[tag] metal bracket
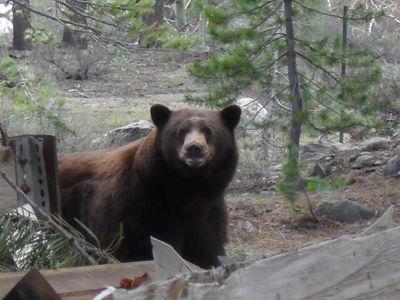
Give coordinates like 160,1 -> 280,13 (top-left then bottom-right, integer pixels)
11,135 -> 61,215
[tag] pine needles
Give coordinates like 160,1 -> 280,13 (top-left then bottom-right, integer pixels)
0,207 -> 121,272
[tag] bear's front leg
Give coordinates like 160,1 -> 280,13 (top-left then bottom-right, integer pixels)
181,200 -> 228,269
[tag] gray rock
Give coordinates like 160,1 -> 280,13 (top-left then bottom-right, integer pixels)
362,137 -> 389,152
300,143 -> 334,160
393,131 -> 400,150
236,97 -> 268,123
239,220 -> 256,233
351,154 -> 376,169
383,154 -> 400,177
315,199 -> 376,223
331,143 -> 353,152
300,143 -> 351,160
309,162 -> 330,177
108,120 -> 153,147
393,130 -> 400,143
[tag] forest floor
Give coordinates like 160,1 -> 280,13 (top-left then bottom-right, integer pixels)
11,47 -> 400,262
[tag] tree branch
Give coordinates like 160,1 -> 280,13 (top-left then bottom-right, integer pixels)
293,0 -> 382,21
55,0 -> 117,27
296,51 -> 338,82
10,0 -> 122,39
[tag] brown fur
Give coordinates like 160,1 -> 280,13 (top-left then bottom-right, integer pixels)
58,104 -> 241,268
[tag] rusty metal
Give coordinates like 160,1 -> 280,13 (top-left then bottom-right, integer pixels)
10,135 -> 61,215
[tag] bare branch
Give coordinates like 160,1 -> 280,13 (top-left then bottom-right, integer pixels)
9,0 -> 125,43
55,0 -> 117,27
296,51 -> 338,82
298,72 -> 355,111
293,0 -> 382,21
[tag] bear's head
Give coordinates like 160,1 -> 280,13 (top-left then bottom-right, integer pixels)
150,104 -> 241,175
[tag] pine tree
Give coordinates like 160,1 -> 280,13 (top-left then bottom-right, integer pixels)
187,0 -> 382,204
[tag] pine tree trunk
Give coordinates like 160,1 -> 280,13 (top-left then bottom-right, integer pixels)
62,0 -> 88,49
141,0 -> 164,47
12,0 -> 32,50
143,0 -> 164,27
283,0 -> 303,149
199,0 -> 208,43
339,5 -> 348,143
175,0 -> 185,31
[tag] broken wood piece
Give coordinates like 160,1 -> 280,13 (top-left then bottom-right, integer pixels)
120,273 -> 152,289
151,236 -> 193,280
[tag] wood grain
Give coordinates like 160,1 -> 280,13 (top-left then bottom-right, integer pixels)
0,261 -> 155,300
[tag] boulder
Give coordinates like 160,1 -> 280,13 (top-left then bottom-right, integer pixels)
351,154 -> 377,169
393,130 -> 400,149
108,120 -> 153,147
362,137 -> 389,152
315,199 -> 376,223
236,98 -> 268,123
300,143 -> 351,161
383,154 -> 400,177
309,162 -> 331,177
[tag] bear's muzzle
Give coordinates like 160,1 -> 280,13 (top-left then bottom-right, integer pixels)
179,131 -> 213,168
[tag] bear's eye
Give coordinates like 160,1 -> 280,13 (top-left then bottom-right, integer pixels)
178,128 -> 189,137
203,126 -> 212,138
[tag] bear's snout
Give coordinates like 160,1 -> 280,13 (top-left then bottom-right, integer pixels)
186,143 -> 203,159
182,143 -> 208,168
179,130 -> 213,168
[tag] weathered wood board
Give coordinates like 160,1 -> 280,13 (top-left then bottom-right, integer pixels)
211,225 -> 400,300
0,147 -> 18,210
0,261 -> 156,300
113,225 -> 400,300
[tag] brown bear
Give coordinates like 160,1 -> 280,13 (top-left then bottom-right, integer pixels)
58,104 -> 241,269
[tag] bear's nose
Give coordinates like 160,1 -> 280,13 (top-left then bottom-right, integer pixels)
186,143 -> 203,158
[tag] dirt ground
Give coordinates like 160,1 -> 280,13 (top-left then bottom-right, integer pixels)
227,167 -> 400,261
5,47 -> 400,262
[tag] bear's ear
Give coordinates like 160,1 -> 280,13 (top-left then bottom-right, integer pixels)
151,104 -> 171,128
220,104 -> 241,130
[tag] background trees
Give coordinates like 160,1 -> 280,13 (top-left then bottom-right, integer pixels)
186,0 -> 395,193
0,0 -> 398,196
1,0 -> 399,159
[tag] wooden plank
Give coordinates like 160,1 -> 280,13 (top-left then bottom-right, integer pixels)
113,226 -> 400,300
209,225 -> 400,300
0,261 -> 155,300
